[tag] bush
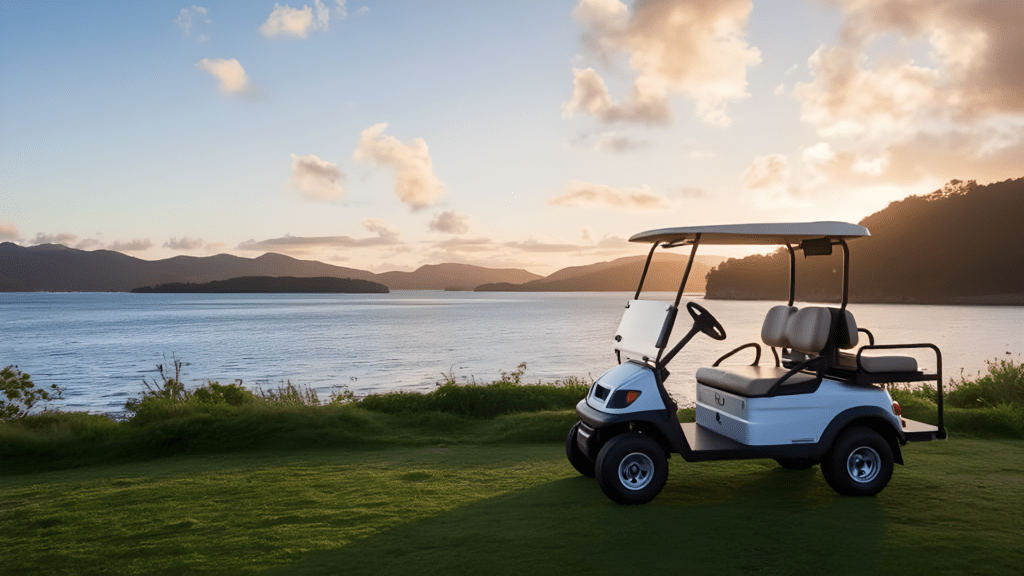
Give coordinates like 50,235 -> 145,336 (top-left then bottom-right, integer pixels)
1,365 -> 64,420
357,363 -> 591,418
946,357 -> 1024,408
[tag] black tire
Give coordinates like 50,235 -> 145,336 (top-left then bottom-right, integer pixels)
820,426 -> 894,496
595,433 -> 668,505
775,458 -> 816,470
565,422 -> 595,478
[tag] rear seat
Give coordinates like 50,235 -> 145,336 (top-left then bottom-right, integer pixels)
696,306 -> 831,397
829,311 -> 918,373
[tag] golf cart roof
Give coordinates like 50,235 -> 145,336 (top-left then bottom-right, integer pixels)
629,221 -> 870,246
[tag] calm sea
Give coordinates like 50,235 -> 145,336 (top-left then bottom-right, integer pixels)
2,291 -> 1022,414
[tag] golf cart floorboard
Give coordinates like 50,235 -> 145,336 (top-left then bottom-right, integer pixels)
902,417 -> 942,441
678,422 -> 798,462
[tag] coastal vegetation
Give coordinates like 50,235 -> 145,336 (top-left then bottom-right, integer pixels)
705,178 -> 1024,304
1,358 -> 1022,573
131,276 -> 389,294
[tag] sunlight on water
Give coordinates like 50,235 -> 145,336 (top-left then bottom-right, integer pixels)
2,292 -> 1022,414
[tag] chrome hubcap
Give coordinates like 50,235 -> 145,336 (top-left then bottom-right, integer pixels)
846,446 -> 881,483
618,452 -> 654,491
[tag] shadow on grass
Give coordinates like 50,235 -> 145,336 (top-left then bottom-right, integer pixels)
275,465 -> 885,576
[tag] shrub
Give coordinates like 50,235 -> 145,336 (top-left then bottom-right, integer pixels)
1,365 -> 64,420
357,363 -> 591,418
946,357 -> 1024,408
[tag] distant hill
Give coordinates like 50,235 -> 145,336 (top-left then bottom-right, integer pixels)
475,254 -> 726,292
132,276 -> 388,294
704,178 -> 1024,305
0,243 -> 542,292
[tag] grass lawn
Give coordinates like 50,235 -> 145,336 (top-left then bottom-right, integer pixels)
1,435 -> 1021,575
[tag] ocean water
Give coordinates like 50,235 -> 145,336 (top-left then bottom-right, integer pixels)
2,291 -> 1022,414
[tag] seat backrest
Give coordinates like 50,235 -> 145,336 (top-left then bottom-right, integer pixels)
614,300 -> 678,361
829,308 -> 859,350
760,305 -> 834,356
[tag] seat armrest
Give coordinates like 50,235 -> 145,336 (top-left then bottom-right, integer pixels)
712,343 -> 762,367
765,355 -> 829,397
858,328 -> 875,346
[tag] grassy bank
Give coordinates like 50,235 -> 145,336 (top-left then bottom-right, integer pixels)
1,439 -> 1021,575
3,357 -> 1023,475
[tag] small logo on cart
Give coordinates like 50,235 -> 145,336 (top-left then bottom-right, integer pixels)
714,393 -> 725,406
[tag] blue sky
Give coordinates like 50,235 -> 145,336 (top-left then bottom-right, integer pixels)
2,1 -> 1022,274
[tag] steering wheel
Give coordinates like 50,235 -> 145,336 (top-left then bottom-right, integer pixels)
686,302 -> 727,341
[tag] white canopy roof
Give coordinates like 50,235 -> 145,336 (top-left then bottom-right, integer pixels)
629,221 -> 870,245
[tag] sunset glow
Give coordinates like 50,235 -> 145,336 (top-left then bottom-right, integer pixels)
2,0 -> 1022,275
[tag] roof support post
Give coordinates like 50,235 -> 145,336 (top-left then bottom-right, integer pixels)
786,243 -> 796,307
634,241 -> 660,300
673,234 -> 701,308
838,238 -> 850,309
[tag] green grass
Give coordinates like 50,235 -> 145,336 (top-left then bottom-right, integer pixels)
1,439 -> 1021,576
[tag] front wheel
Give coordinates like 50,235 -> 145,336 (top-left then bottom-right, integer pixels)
595,433 -> 668,505
565,422 -> 595,477
820,427 -> 894,496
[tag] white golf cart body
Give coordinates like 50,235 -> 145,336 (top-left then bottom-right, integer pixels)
570,222 -> 945,503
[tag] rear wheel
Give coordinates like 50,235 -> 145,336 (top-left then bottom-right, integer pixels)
820,426 -> 894,496
775,458 -> 816,470
595,433 -> 668,504
565,422 -> 595,477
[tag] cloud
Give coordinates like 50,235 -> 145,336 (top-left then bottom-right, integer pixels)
174,5 -> 211,39
505,239 -> 590,253
164,236 -> 206,250
793,1 -> 1024,137
430,237 -> 494,253
548,180 -> 669,209
1,222 -> 20,241
259,1 -> 334,38
428,211 -> 470,235
237,221 -> 399,253
594,132 -> 647,153
196,58 -> 253,96
74,238 -> 103,250
741,154 -> 791,190
564,0 -> 761,127
353,123 -> 445,210
289,153 -> 345,201
361,218 -> 399,240
30,232 -> 77,245
107,238 -> 153,252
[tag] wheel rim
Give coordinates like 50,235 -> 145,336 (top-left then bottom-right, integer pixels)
846,446 -> 881,483
618,452 -> 655,491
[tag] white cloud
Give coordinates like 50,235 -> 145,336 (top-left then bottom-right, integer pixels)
107,238 -> 153,252
289,153 -> 345,201
741,154 -> 791,190
164,236 -> 205,250
564,0 -> 761,127
1,222 -> 20,241
353,123 -> 445,210
548,180 -> 669,210
196,58 -> 252,96
174,5 -> 211,39
773,83 -> 785,96
30,232 -> 77,245
259,1 -> 334,38
428,211 -> 470,235
362,218 -> 399,240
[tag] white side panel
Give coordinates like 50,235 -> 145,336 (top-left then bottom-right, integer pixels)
614,300 -> 676,362
695,380 -> 898,446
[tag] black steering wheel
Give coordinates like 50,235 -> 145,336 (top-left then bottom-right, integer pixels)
686,301 -> 726,341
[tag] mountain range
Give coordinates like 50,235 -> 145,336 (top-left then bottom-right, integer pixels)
704,177 -> 1024,305
0,243 -> 542,292
475,254 -> 726,292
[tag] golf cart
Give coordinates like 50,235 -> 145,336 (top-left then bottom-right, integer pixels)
566,222 -> 946,504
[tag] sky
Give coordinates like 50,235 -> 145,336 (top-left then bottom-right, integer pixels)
2,0 -> 1022,275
